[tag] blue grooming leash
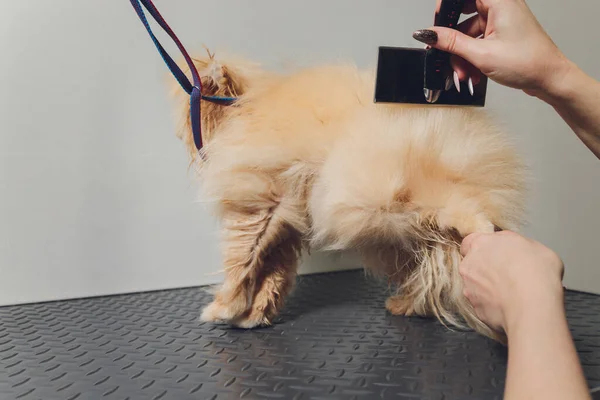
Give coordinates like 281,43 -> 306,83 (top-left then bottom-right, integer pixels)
129,0 -> 237,152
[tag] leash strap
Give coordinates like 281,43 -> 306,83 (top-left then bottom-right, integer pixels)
129,0 -> 236,152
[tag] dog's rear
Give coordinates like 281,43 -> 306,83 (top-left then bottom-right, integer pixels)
170,52 -> 526,342
309,106 -> 525,341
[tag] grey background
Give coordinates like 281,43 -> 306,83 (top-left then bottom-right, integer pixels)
1,0 -> 599,305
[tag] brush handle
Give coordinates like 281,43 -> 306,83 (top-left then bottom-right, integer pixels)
435,0 -> 465,28
424,0 -> 465,90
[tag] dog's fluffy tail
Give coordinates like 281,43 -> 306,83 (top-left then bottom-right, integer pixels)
400,231 -> 505,342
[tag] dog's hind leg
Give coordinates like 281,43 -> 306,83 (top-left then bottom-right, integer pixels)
359,246 -> 422,317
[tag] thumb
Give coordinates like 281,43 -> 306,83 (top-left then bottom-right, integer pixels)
414,27 -> 484,66
460,232 -> 482,257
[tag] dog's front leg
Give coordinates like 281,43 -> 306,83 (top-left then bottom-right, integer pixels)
201,206 -> 301,328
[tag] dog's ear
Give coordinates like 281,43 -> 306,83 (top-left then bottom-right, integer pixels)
169,49 -> 264,160
194,49 -> 249,99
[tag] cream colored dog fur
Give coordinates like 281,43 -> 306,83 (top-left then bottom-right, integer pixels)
171,52 -> 526,342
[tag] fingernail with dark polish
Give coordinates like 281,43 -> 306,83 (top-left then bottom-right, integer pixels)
413,29 -> 438,45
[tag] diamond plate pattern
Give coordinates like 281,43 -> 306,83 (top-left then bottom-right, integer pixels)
0,270 -> 599,400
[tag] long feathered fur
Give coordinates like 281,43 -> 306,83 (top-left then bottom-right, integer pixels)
170,51 -> 527,343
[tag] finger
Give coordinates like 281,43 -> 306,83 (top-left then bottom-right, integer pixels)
459,260 -> 470,279
462,0 -> 478,14
460,232 -> 482,256
457,13 -> 485,38
462,287 -> 471,302
473,0 -> 492,18
464,286 -> 480,309
414,26 -> 485,67
450,55 -> 482,85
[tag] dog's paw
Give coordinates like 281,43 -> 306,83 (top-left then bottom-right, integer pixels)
200,300 -> 247,323
200,301 -> 274,329
385,295 -> 416,316
232,309 -> 273,329
201,290 -> 281,329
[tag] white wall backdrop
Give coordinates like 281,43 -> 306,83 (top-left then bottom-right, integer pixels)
1,0 -> 599,305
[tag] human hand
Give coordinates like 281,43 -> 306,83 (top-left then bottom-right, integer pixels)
413,0 -> 573,99
459,230 -> 565,333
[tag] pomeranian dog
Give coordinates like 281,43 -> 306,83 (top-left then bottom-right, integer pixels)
170,51 -> 526,343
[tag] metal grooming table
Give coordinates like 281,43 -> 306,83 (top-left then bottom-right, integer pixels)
1,270 -> 599,399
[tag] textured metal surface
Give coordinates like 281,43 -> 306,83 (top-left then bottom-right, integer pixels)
1,270 -> 599,400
